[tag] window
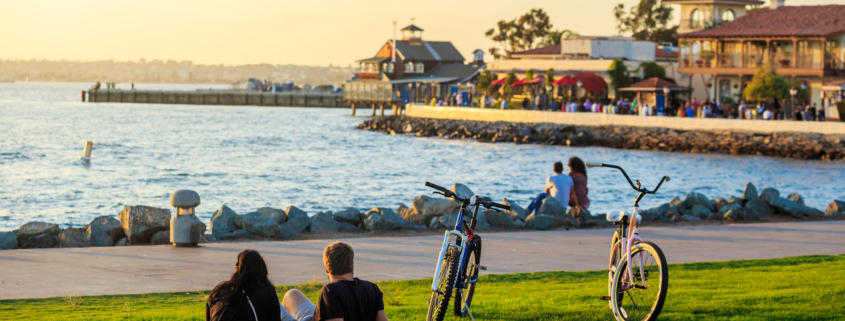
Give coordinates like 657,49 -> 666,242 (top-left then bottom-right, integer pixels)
721,9 -> 735,22
415,62 -> 425,73
690,9 -> 704,29
405,62 -> 414,73
387,62 -> 394,73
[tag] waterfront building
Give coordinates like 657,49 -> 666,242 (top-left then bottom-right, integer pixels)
664,0 -> 763,35
344,24 -> 484,106
486,36 -> 706,102
676,1 -> 845,119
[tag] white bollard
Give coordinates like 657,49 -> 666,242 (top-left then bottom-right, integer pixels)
80,140 -> 93,162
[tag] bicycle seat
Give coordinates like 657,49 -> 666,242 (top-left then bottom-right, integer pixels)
606,210 -> 642,222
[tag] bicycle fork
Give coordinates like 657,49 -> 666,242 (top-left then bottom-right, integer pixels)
430,230 -> 464,292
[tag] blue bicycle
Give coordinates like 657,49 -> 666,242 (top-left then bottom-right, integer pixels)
424,182 -> 510,321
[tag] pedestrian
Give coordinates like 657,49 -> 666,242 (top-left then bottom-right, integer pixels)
810,103 -> 818,121
818,106 -> 826,121
763,107 -> 773,120
206,250 -> 281,321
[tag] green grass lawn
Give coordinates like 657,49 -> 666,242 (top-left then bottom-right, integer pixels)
1,255 -> 843,320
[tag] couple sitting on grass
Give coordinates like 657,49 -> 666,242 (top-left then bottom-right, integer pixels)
206,242 -> 388,321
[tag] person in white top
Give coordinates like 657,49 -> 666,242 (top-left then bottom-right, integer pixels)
524,162 -> 578,215
763,108 -> 773,120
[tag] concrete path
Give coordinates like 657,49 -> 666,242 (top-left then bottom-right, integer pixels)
1,221 -> 843,300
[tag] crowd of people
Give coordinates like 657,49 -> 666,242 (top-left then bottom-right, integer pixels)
206,242 -> 387,321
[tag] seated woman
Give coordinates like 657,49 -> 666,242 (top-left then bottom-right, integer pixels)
206,250 -> 281,321
568,157 -> 590,212
525,161 -> 580,215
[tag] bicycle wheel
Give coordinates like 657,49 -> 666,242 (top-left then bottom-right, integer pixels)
611,241 -> 668,321
455,236 -> 481,317
427,247 -> 459,321
608,230 -> 623,310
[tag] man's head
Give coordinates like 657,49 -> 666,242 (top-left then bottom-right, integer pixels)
323,242 -> 354,276
553,161 -> 563,174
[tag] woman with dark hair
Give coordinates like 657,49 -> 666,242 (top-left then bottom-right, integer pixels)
206,250 -> 282,321
568,157 -> 590,211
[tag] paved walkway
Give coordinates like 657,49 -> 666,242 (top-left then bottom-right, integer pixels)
1,221 -> 843,299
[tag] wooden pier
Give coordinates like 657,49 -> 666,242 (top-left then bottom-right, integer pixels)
82,90 -> 352,108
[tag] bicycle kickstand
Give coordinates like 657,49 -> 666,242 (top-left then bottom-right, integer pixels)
458,289 -> 476,321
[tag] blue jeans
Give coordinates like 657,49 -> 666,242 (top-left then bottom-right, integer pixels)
525,193 -> 548,215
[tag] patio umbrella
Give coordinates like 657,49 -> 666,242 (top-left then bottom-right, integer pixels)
511,79 -> 527,87
573,72 -> 607,92
552,76 -> 577,86
490,78 -> 507,86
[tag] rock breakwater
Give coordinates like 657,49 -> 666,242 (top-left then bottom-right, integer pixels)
0,182 -> 842,251
356,116 -> 845,160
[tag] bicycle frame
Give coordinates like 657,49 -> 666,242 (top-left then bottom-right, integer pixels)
608,206 -> 646,291
430,204 -> 478,293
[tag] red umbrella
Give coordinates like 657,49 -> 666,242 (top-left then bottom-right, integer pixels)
572,72 -> 607,92
511,79 -> 527,87
490,78 -> 507,86
552,76 -> 577,86
526,76 -> 545,84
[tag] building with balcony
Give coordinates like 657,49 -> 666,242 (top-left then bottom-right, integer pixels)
354,24 -> 466,81
677,3 -> 845,111
664,0 -> 763,34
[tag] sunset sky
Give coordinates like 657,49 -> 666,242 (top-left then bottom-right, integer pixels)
0,0 -> 837,67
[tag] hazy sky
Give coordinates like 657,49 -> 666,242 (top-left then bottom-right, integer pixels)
0,0 -> 839,66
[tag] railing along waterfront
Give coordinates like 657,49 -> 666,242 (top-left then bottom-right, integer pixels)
82,90 -> 351,108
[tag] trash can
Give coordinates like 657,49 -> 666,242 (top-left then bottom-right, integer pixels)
170,189 -> 202,247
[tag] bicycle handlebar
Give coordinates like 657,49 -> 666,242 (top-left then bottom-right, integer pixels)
586,163 -> 670,195
424,182 -> 510,210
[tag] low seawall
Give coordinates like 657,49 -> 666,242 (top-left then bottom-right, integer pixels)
357,116 -> 845,160
84,89 -> 351,108
405,105 -> 845,136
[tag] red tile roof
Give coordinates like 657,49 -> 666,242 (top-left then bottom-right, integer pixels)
681,5 -> 845,38
511,45 -> 561,56
655,49 -> 679,59
631,78 -> 679,88
663,0 -> 762,4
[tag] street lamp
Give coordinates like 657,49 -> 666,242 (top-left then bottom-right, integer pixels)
789,87 -> 797,119
662,87 -> 670,116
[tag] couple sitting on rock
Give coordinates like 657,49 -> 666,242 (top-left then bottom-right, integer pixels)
206,242 -> 388,321
525,157 -> 591,216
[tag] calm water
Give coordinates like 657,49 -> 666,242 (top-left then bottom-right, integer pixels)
1,82 -> 844,231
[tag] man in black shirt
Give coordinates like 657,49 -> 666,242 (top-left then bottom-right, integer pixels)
280,242 -> 388,321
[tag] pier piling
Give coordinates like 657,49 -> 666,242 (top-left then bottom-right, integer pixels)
379,104 -> 384,116
351,103 -> 356,116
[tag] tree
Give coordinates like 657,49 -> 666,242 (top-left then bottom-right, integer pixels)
545,68 -> 555,87
525,69 -> 534,81
541,29 -> 579,46
613,0 -> 679,45
743,64 -> 791,103
608,59 -> 633,99
639,62 -> 666,79
476,70 -> 493,94
485,9 -> 553,59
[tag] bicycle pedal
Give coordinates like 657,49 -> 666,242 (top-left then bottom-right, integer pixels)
600,296 -> 611,300
477,265 -> 487,271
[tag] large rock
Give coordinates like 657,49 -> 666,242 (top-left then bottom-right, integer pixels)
119,206 -> 171,244
538,197 -> 580,228
236,212 -> 282,237
363,208 -> 408,231
209,205 -> 239,239
689,205 -> 711,219
285,206 -> 309,221
411,195 -> 461,225
396,204 -> 416,224
218,230 -> 254,241
403,221 -> 426,231
524,214 -> 554,230
88,216 -> 125,243
333,209 -> 364,225
85,224 -> 114,247
724,207 -> 745,221
745,199 -> 775,216
744,208 -> 761,221
0,231 -> 18,250
115,237 -> 129,246
15,222 -> 60,246
282,214 -> 311,235
474,210 -> 491,230
338,222 -> 361,232
684,192 -> 714,212
718,203 -> 742,215
759,188 -> 780,203
450,183 -> 474,200
149,231 -> 171,245
669,196 -> 685,210
513,219 -> 525,229
20,234 -> 59,249
786,193 -> 805,206
742,182 -> 759,202
825,200 -> 845,218
679,215 -> 702,222
713,198 -> 728,212
727,196 -> 740,204
59,228 -> 90,248
769,196 -> 805,219
310,212 -> 340,233
276,224 -> 300,239
428,216 -> 446,229
257,207 -> 287,224
484,209 -> 516,228
502,198 -> 527,222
